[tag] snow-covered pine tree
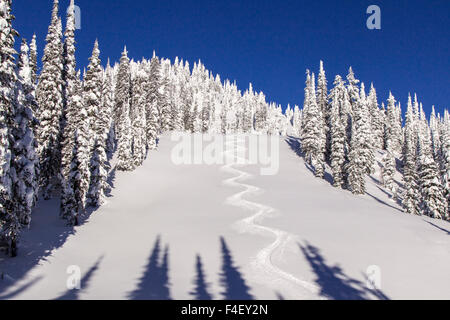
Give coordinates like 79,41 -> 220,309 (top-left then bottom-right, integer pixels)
103,61 -> 116,156
130,66 -> 147,167
60,71 -> 89,225
254,92 -> 268,133
29,34 -> 38,86
12,39 -> 40,226
381,147 -> 396,194
440,110 -> 450,217
384,92 -> 402,153
346,67 -> 360,113
429,106 -> 441,162
115,48 -> 134,171
345,84 -> 372,195
114,47 -> 130,141
145,54 -> 161,148
83,40 -> 102,152
402,95 -> 420,215
159,59 -> 173,133
0,0 -> 20,256
36,0 -> 64,199
316,61 -> 330,162
73,72 -> 91,221
418,153 -> 447,219
368,84 -> 383,149
329,75 -> 346,188
84,41 -> 111,207
88,137 -> 109,208
358,83 -> 375,175
300,71 -> 325,178
417,122 -> 447,219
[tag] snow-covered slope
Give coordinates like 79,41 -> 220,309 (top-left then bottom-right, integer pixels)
0,134 -> 448,300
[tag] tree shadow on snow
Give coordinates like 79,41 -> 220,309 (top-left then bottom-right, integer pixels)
365,192 -> 403,213
189,255 -> 213,300
299,242 -> 389,300
55,255 -> 104,300
219,237 -> 254,300
0,196 -> 77,297
0,165 -> 117,297
0,276 -> 43,299
424,220 -> 450,235
128,236 -> 171,300
285,136 -> 335,186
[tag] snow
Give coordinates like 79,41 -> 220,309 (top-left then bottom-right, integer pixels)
0,133 -> 449,300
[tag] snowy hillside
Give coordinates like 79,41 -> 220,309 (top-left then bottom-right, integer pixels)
0,134 -> 448,300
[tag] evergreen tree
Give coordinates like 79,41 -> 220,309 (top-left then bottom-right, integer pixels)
61,72 -> 89,225
301,71 -> 325,178
115,48 -> 134,171
145,55 -> 161,148
85,41 -> 111,207
417,124 -> 447,219
402,95 -> 420,215
368,84 -> 383,149
29,34 -> 38,86
439,111 -> 450,217
130,66 -> 147,166
329,75 -> 346,188
418,154 -> 447,219
36,0 -> 64,199
159,59 -> 172,133
316,61 -> 330,162
0,0 -> 20,256
102,61 -> 115,156
381,149 -> 396,194
358,83 -> 375,175
384,92 -> 402,153
83,40 -> 102,152
12,39 -> 39,226
345,85 -> 371,195
88,138 -> 109,207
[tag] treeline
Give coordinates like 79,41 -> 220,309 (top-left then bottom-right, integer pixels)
0,0 -> 448,257
0,0 -> 291,255
298,61 -> 449,220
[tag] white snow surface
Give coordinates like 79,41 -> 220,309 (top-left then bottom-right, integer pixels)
0,133 -> 449,300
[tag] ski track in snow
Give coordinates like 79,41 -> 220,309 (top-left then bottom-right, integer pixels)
220,136 -> 320,300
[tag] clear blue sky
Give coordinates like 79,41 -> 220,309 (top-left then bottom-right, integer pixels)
12,0 -> 449,117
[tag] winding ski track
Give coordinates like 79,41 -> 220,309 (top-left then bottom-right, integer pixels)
220,136 -> 319,299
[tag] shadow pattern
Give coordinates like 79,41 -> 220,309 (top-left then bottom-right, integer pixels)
190,255 -> 213,300
128,236 -> 171,300
219,237 -> 253,300
55,255 -> 104,300
300,242 -> 389,300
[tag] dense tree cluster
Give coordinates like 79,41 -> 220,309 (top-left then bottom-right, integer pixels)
0,0 -> 448,257
298,61 -> 449,220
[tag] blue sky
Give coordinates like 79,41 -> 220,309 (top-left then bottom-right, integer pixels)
12,0 -> 449,117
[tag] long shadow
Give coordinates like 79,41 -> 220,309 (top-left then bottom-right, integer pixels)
0,161 -> 120,296
56,255 -> 104,300
106,167 -> 116,198
219,237 -> 253,300
285,136 -> 303,158
366,192 -> 403,213
424,220 -> 450,235
286,136 -> 335,186
128,236 -> 171,300
0,196 -> 77,296
299,242 -> 389,300
0,276 -> 43,299
190,255 -> 213,300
